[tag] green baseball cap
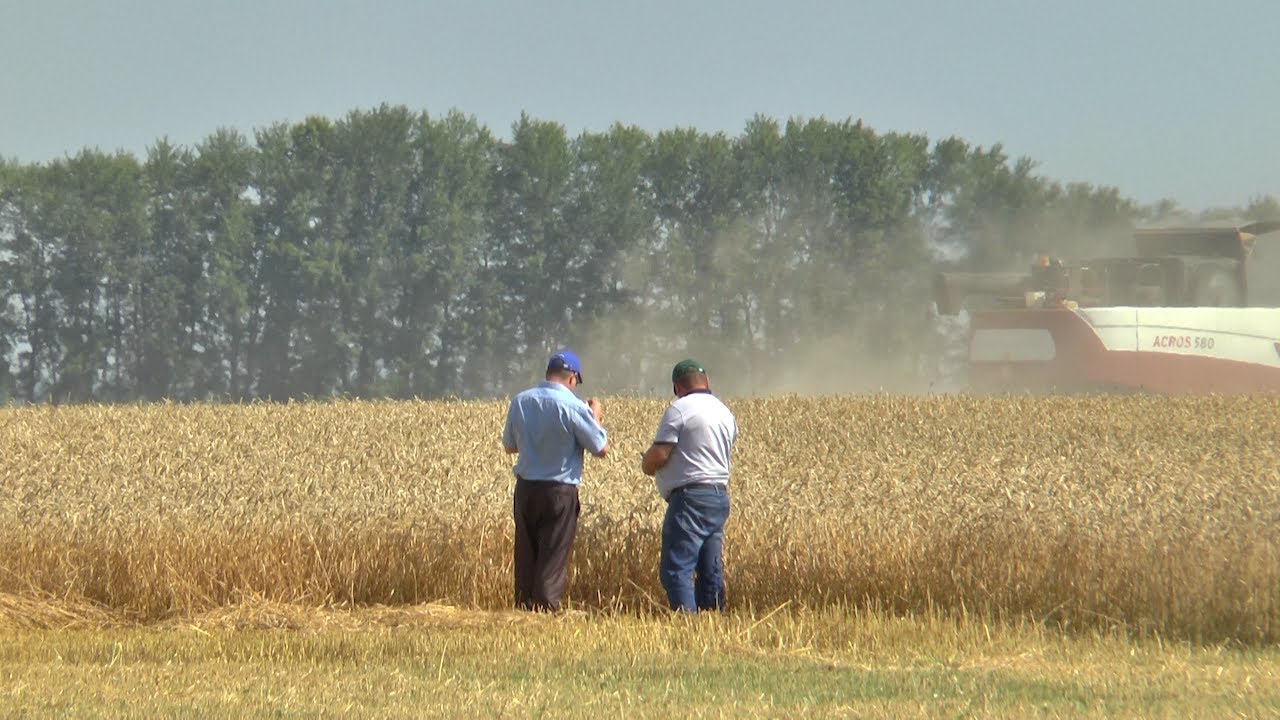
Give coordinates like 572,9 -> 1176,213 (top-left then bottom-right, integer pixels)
671,359 -> 706,383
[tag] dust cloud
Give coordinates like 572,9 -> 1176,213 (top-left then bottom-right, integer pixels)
1247,230 -> 1280,306
574,319 -> 950,400
570,230 -> 955,400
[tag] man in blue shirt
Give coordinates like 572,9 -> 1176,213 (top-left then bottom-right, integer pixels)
502,349 -> 609,611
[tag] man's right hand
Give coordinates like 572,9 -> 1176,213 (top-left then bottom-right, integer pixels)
587,397 -> 603,423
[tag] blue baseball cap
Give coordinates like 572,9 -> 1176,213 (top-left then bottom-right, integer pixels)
547,349 -> 584,383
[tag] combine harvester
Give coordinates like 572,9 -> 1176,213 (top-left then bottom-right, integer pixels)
934,222 -> 1280,394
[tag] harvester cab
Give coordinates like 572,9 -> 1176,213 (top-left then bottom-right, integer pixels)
933,221 -> 1280,315
932,221 -> 1280,394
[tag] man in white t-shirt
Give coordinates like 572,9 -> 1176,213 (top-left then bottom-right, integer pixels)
640,359 -> 738,612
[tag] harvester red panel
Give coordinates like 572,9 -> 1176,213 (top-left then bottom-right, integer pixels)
967,307 -> 1280,394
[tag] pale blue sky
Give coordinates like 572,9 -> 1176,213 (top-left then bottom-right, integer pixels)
2,0 -> 1276,210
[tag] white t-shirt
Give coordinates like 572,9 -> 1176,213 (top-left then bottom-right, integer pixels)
653,390 -> 737,498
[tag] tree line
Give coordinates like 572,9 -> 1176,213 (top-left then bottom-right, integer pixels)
0,105 -> 1275,402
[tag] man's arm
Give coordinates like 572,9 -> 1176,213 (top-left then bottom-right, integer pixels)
587,397 -> 609,457
640,442 -> 674,476
502,401 -> 519,454
577,398 -> 610,458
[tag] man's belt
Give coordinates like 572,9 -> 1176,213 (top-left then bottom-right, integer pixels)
671,481 -> 726,493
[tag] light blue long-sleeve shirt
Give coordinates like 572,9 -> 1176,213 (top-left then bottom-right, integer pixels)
503,381 -> 607,484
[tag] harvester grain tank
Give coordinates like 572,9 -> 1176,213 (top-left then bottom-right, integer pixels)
933,222 -> 1280,393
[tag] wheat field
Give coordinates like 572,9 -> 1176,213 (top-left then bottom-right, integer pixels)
1,394 -> 1277,641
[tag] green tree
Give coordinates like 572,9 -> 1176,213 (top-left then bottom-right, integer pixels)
397,110 -> 495,398
31,150 -> 146,402
0,159 -> 31,401
330,105 -> 415,397
561,123 -> 655,388
191,127 -> 256,399
251,117 -> 347,399
134,139 -> 202,400
642,127 -> 741,382
483,114 -> 575,393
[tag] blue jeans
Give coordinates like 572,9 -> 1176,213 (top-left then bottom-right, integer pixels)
660,484 -> 730,612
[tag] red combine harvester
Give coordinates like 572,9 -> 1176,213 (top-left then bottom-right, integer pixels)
933,222 -> 1280,394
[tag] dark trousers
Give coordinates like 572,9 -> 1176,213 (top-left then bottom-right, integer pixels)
513,479 -> 580,611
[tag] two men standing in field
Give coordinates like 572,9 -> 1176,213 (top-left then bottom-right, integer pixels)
503,352 -> 737,614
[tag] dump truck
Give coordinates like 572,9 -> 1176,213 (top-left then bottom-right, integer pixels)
933,221 -> 1280,393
